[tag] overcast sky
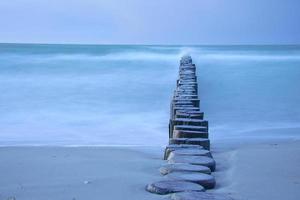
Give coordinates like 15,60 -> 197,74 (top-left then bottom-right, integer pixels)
0,0 -> 299,44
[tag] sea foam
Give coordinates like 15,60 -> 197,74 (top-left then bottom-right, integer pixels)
0,44 -> 300,146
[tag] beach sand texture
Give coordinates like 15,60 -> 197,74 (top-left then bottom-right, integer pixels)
0,139 -> 299,200
213,139 -> 300,200
0,147 -> 165,200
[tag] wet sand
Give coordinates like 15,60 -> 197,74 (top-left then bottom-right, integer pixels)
0,146 -> 165,200
212,138 -> 300,200
1,138 -> 300,200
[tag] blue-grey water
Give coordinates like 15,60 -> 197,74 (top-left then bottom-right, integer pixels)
0,44 -> 300,146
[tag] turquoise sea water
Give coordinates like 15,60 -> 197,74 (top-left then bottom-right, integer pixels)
0,44 -> 300,146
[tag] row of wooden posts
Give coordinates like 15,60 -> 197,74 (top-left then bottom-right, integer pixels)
145,56 -> 232,200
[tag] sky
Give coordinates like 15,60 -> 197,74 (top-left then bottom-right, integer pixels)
0,0 -> 299,44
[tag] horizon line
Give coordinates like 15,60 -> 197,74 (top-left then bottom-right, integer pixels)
1,42 -> 300,46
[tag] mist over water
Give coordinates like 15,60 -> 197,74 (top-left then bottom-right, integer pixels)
0,44 -> 300,146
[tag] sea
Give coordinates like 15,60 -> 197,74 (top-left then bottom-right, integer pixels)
0,44 -> 300,146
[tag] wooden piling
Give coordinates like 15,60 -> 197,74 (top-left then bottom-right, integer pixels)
145,56 -> 231,199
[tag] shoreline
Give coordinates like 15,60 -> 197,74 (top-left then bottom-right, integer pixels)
0,137 -> 299,200
0,146 -> 165,200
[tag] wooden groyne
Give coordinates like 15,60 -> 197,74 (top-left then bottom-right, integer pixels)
146,56 -> 232,200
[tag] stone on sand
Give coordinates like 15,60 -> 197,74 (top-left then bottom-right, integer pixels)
169,138 -> 210,150
167,172 -> 216,189
159,163 -> 211,175
164,144 -> 203,160
168,155 -> 216,171
146,180 -> 205,195
168,149 -> 212,159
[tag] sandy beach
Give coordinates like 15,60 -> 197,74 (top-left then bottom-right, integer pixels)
1,0 -> 300,198
0,146 -> 166,200
212,137 -> 300,200
1,137 -> 299,200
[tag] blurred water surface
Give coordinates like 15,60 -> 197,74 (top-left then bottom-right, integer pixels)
0,44 -> 299,145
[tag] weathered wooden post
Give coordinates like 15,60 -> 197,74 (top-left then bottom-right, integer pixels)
145,56 -> 233,200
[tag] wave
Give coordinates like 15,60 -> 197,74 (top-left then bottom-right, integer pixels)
1,44 -> 300,146
1,46 -> 300,64
0,51 -> 183,63
197,53 -> 300,61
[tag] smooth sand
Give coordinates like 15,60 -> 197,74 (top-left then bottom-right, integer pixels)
1,138 -> 300,200
212,138 -> 300,200
0,146 -> 165,200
